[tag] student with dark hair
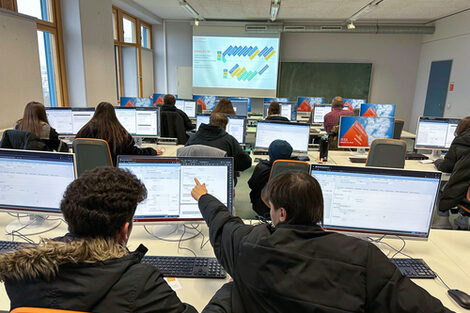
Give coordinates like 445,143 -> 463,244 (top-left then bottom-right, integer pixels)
161,94 -> 194,131
191,172 -> 452,313
248,140 -> 293,217
76,102 -> 158,164
212,98 -> 236,115
14,101 -> 67,151
323,96 -> 353,133
265,101 -> 289,122
0,167 -> 197,312
186,112 -> 251,175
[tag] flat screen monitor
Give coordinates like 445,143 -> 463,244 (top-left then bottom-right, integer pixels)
0,149 -> 76,214
343,99 -> 366,110
310,164 -> 441,238
264,98 -> 289,103
115,107 -> 137,135
72,108 -> 94,135
255,121 -> 310,153
230,98 -> 249,116
338,116 -> 395,148
196,114 -> 246,144
297,97 -> 325,113
135,107 -> 160,137
360,104 -> 396,117
263,102 -> 296,121
175,99 -> 197,118
46,107 -> 73,135
120,97 -> 152,107
313,105 -> 332,124
415,117 -> 460,150
118,156 -> 234,221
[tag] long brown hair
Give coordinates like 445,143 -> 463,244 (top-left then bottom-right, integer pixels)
81,102 -> 129,153
16,101 -> 49,137
212,98 -> 235,115
456,116 -> 470,136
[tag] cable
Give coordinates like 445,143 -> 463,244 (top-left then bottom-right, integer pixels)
177,225 -> 197,257
143,225 -> 200,242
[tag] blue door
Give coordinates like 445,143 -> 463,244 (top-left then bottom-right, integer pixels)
423,60 -> 452,117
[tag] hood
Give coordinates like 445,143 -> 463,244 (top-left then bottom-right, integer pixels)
0,237 -> 128,282
197,123 -> 227,140
454,129 -> 470,147
161,104 -> 177,112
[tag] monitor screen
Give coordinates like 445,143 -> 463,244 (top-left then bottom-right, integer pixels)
263,102 -> 296,121
360,104 -> 396,117
72,108 -> 94,135
338,116 -> 395,148
196,114 -> 210,130
230,99 -> 249,117
415,117 -> 460,150
136,108 -> 159,137
118,156 -> 234,221
120,97 -> 153,107
313,105 -> 331,124
255,121 -> 310,153
310,164 -> 441,238
264,98 -> 289,103
0,149 -> 75,214
196,114 -> 246,144
46,108 -> 73,135
343,99 -> 366,110
175,100 -> 197,118
297,97 -> 324,112
115,107 -> 137,135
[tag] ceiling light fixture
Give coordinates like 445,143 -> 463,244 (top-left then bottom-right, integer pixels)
194,19 -> 199,26
347,21 -> 356,29
179,0 -> 203,21
270,0 -> 280,22
348,0 -> 384,22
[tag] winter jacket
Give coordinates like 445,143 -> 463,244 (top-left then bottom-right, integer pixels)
161,104 -> 194,132
435,129 -> 470,173
439,152 -> 470,213
247,160 -> 272,217
0,235 -> 197,313
13,122 -> 68,151
160,110 -> 189,145
198,194 -> 453,313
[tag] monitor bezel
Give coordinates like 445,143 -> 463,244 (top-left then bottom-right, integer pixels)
310,164 -> 441,239
0,149 -> 76,215
117,155 -> 234,222
414,116 -> 461,150
337,116 -> 395,149
255,120 -> 311,153
359,104 -> 396,117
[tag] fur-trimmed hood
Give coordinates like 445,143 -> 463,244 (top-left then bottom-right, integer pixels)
0,237 -> 128,282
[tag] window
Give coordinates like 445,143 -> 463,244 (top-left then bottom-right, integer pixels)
141,25 -> 150,49
112,10 -> 118,41
122,16 -> 136,43
17,0 -> 52,22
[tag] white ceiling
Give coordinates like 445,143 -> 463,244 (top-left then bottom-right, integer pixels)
133,0 -> 470,22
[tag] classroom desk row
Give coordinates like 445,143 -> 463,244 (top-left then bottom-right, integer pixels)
0,214 -> 467,312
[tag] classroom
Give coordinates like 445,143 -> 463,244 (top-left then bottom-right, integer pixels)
0,0 -> 470,312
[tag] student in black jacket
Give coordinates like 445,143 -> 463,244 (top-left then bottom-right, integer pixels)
191,172 -> 452,313
248,140 -> 293,217
76,102 -> 159,165
186,113 -> 252,174
161,94 -> 194,131
265,101 -> 290,122
0,167 -> 196,313
435,116 -> 470,173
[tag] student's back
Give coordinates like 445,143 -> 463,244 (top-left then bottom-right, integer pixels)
435,118 -> 470,173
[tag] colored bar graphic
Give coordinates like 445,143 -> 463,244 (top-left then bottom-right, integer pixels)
238,71 -> 248,81
237,46 -> 245,56
259,65 -> 269,75
236,67 -> 246,78
229,64 -> 239,74
250,46 -> 258,56
258,47 -> 268,57
231,68 -> 241,77
229,46 -> 237,56
243,46 -> 252,56
242,71 -> 251,81
250,49 -> 260,60
265,49 -> 276,61
223,45 -> 233,56
263,47 -> 274,57
247,71 -> 257,81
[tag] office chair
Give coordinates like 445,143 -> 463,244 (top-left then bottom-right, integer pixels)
11,308 -> 88,313
393,119 -> 405,139
261,160 -> 310,208
73,138 -> 113,177
366,139 -> 407,169
177,144 -> 227,157
0,130 -> 49,151
160,111 -> 188,145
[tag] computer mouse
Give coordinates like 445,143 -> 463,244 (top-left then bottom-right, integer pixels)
448,289 -> 470,309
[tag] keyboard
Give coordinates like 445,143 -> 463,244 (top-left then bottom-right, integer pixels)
0,240 -> 30,253
349,156 -> 367,163
142,256 -> 226,279
253,150 -> 269,155
406,153 -> 429,160
390,258 -> 436,279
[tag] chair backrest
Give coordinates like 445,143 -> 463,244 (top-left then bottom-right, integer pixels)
73,138 -> 113,177
0,129 -> 49,151
160,111 -> 188,145
11,308 -> 88,313
393,119 -> 405,139
261,159 -> 310,207
366,139 -> 407,169
177,144 -> 227,157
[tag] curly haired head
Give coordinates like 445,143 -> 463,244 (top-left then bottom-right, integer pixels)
60,167 -> 147,238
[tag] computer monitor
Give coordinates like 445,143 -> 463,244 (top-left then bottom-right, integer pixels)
117,156 -> 234,221
255,121 -> 310,153
338,116 -> 395,148
415,116 -> 460,150
120,97 -> 153,107
135,107 -> 160,137
360,104 -> 396,117
343,99 -> 366,110
297,97 -> 325,112
0,149 -> 76,214
175,99 -> 197,118
196,114 -> 246,144
264,98 -> 289,103
312,105 -> 332,124
263,102 -> 297,121
72,108 -> 94,135
310,164 -> 441,238
230,98 -> 249,116
115,107 -> 137,135
46,107 -> 73,135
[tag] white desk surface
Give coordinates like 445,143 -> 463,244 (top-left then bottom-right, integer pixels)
0,214 -> 467,312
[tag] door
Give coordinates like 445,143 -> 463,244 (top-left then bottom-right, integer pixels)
423,60 -> 452,117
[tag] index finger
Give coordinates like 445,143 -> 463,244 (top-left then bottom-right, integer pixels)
194,178 -> 201,186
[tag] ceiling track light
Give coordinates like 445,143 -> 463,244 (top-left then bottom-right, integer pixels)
270,0 -> 280,22
179,0 -> 203,21
347,21 -> 356,29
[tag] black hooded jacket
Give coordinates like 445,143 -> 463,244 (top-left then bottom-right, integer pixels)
161,104 -> 194,131
435,129 -> 470,173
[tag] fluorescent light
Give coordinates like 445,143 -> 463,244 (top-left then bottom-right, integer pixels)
179,0 -> 202,20
270,0 -> 280,22
347,22 -> 356,29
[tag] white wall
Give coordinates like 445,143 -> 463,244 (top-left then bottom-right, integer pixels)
410,10 -> 470,132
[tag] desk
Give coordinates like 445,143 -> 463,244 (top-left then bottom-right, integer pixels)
0,214 -> 467,312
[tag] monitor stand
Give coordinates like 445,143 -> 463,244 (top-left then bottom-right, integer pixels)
6,214 -> 61,236
145,223 -> 201,241
430,149 -> 442,160
349,147 -> 368,157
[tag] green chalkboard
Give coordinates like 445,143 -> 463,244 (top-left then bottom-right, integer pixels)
278,62 -> 372,103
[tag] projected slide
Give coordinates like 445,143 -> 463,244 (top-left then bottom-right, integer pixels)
297,97 -> 325,112
360,104 -> 395,117
120,97 -> 152,107
339,116 -> 394,147
193,36 -> 280,91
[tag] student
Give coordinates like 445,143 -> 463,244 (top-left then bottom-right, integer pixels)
76,102 -> 158,164
14,101 -> 67,151
248,140 -> 293,217
265,101 -> 290,122
191,172 -> 452,313
212,98 -> 236,115
186,112 -> 252,175
0,167 -> 197,312
323,96 -> 353,133
161,94 -> 194,131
